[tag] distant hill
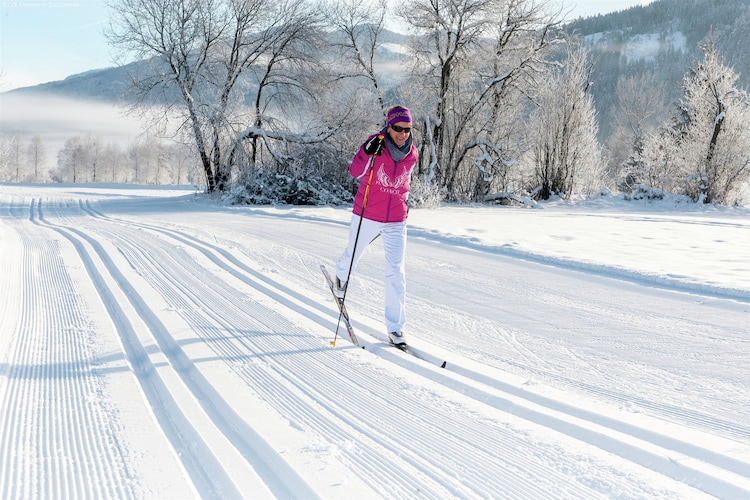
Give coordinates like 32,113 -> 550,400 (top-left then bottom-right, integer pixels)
3,28 -> 412,104
4,62 -> 138,103
4,1 -> 748,142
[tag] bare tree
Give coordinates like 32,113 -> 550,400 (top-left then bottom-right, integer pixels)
326,0 -> 389,112
106,0 -> 326,193
167,142 -> 198,184
234,0 -> 327,172
0,136 -> 10,181
82,135 -> 102,183
127,139 -> 144,184
400,0 -> 566,199
57,137 -> 85,183
528,43 -> 601,200
102,143 -> 127,183
7,136 -> 25,182
26,136 -> 48,182
606,71 -> 666,192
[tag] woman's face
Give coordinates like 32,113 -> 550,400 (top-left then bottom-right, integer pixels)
388,121 -> 412,148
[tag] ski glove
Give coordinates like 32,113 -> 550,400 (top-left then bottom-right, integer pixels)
363,135 -> 385,156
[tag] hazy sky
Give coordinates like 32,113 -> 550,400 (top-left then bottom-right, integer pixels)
0,0 -> 649,92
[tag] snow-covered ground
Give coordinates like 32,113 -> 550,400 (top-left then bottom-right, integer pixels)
1,183 -> 748,499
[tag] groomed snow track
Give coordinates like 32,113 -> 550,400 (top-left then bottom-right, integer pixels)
1,189 -> 748,499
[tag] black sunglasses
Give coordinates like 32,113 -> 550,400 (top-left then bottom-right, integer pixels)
390,124 -> 412,133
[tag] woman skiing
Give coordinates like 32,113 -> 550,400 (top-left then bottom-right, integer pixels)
334,105 -> 419,349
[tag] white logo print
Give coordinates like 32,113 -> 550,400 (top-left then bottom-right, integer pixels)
377,165 -> 408,190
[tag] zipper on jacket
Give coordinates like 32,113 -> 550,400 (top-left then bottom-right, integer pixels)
384,158 -> 398,222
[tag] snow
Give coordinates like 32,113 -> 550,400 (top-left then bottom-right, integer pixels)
1,182 -> 748,499
584,31 -> 688,63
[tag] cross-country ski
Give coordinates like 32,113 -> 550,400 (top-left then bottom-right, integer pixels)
320,264 -> 359,347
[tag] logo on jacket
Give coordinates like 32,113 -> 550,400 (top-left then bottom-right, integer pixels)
377,165 -> 408,190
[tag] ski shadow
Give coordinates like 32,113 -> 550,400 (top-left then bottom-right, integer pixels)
175,326 -> 336,365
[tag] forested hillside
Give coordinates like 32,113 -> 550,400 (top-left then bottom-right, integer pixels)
566,0 -> 750,139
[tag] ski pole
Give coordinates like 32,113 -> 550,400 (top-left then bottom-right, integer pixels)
331,144 -> 380,347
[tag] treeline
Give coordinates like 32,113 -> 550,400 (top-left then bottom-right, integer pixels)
0,134 -> 201,185
101,0 -> 608,205
5,0 -> 748,206
570,0 -> 750,205
0,135 -> 47,183
104,0 -> 749,205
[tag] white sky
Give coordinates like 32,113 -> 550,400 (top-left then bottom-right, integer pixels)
569,0 -> 652,18
0,0 -> 649,92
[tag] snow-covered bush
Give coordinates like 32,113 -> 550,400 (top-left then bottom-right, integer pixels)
225,170 -> 354,206
408,176 -> 443,208
624,184 -> 666,201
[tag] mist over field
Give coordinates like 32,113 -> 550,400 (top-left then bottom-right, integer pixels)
0,93 -> 147,168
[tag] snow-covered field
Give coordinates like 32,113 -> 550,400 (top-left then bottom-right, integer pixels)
0,183 -> 748,499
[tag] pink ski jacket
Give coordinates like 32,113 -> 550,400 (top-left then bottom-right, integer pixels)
349,134 -> 419,223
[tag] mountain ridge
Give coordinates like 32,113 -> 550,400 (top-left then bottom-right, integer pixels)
3,0 -> 748,141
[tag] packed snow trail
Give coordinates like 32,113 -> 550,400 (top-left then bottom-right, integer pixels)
1,185 -> 748,499
0,196 -> 193,499
0,215 -> 135,499
34,199 -> 310,498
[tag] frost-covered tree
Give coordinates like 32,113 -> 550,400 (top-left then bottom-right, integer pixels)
106,0 -> 328,193
327,0 -> 389,113
0,136 -> 10,181
400,0 -> 566,200
527,44 -> 601,200
6,136 -> 26,182
634,126 -> 683,198
127,136 -> 167,184
83,135 -> 102,183
314,0 -> 414,188
0,136 -> 20,182
56,137 -> 85,183
640,40 -> 750,204
26,136 -> 47,183
51,133 -> 200,185
166,142 -> 200,185
678,41 -> 750,204
102,143 -> 127,183
606,72 -> 666,192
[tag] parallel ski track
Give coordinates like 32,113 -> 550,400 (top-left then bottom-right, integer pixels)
28,198 -> 314,499
464,343 -> 750,442
71,202 -> 596,497
411,280 -> 750,444
0,197 -> 135,499
74,199 -> 750,498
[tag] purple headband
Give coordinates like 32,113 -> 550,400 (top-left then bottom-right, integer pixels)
387,106 -> 412,126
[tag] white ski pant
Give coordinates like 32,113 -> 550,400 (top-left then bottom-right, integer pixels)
336,215 -> 407,334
